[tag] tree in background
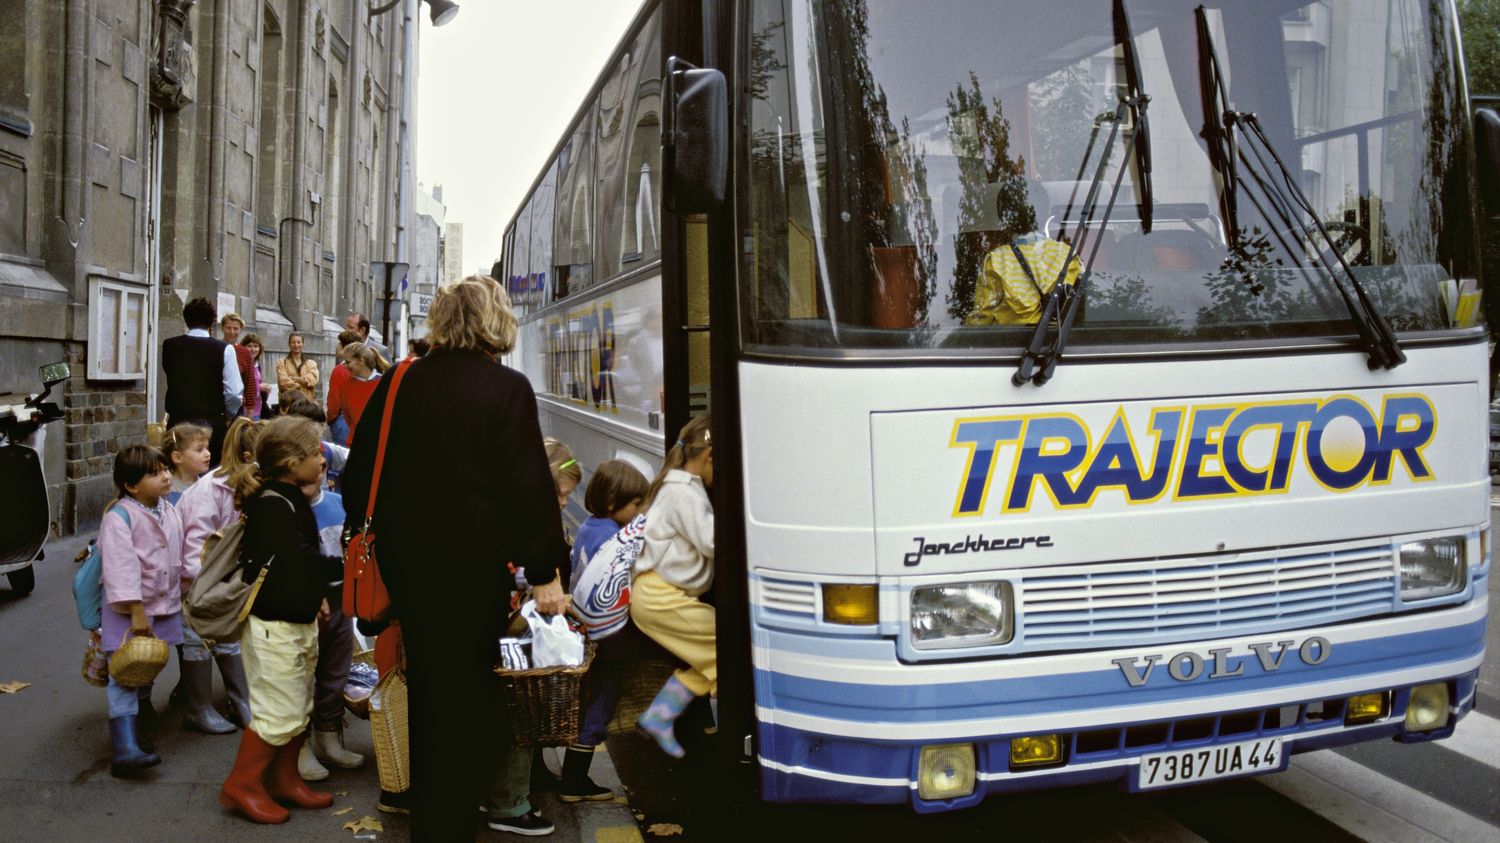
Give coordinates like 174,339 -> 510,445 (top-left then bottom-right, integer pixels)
1462,0 -> 1500,94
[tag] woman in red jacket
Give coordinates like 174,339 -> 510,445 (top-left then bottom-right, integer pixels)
327,344 -> 381,446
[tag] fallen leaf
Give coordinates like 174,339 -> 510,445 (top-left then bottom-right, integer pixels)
331,807 -> 353,816
647,822 -> 684,837
342,816 -> 384,833
0,681 -> 31,694
336,790 -> 349,796
612,795 -> 630,804
633,812 -> 646,821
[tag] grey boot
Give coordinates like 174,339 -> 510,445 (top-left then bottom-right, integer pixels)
216,651 -> 253,728
181,658 -> 235,734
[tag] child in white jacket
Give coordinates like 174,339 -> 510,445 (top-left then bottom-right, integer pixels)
631,414 -> 715,758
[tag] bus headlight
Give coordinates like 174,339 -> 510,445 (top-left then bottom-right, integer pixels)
910,581 -> 1013,649
1399,538 -> 1466,601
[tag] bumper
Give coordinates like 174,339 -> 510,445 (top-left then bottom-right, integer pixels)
0,559 -> 35,576
752,593 -> 1487,811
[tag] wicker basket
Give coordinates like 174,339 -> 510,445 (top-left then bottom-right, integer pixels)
494,639 -> 596,747
369,669 -> 410,794
108,632 -> 170,688
343,649 -> 377,720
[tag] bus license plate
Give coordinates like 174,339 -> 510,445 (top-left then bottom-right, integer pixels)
1136,738 -> 1283,790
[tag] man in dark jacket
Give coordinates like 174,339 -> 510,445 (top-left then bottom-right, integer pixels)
162,297 -> 243,464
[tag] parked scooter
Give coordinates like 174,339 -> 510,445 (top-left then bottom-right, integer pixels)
0,362 -> 70,596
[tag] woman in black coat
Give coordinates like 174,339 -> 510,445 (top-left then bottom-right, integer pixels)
340,276 -> 569,840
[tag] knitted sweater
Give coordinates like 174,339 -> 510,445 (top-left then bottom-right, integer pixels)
634,470 -> 715,597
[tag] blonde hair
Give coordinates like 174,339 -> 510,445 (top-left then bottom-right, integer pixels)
544,437 -> 583,492
426,275 -> 517,354
162,422 -> 210,465
644,414 -> 711,509
215,417 -> 264,477
342,342 -> 377,371
220,312 -> 244,329
229,416 -> 322,510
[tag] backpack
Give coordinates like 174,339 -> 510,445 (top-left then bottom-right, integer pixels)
73,504 -> 130,631
571,514 -> 647,639
184,489 -> 290,643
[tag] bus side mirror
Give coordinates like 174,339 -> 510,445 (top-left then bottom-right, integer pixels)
667,58 -> 727,213
1477,108 -> 1500,217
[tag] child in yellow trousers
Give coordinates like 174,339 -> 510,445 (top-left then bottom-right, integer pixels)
630,414 -> 715,758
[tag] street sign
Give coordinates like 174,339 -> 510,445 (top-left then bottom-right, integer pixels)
412,292 -> 434,318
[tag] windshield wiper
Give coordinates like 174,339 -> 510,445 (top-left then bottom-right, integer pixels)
1193,6 -> 1404,370
1015,0 -> 1152,386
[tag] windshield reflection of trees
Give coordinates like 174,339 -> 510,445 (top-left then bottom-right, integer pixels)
746,0 -> 1467,346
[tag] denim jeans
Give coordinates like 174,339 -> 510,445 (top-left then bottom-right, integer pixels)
106,672 -> 153,718
180,618 -> 241,661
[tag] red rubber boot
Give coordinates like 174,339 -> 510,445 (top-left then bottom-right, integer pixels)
219,729 -> 290,824
266,732 -> 334,809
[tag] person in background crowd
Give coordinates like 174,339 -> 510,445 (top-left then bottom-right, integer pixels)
220,313 -> 257,418
240,333 -> 271,419
276,332 -> 319,405
279,400 -> 364,780
281,398 -> 349,481
327,344 -> 381,447
406,336 -> 431,359
345,312 -> 391,370
631,414 -> 717,759
218,417 -> 341,825
560,459 -> 650,802
98,445 -> 185,777
179,418 -> 262,732
339,275 -> 569,839
161,297 -> 242,465
325,330 -> 364,446
160,421 -> 241,735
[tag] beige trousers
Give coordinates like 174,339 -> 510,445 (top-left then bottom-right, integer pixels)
629,571 -> 717,696
242,615 -> 319,746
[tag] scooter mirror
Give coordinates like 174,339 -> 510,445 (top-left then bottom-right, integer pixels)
39,361 -> 70,387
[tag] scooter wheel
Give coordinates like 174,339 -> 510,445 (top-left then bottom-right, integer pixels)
6,566 -> 35,597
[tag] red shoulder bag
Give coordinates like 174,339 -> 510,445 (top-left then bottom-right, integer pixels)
342,359 -> 412,623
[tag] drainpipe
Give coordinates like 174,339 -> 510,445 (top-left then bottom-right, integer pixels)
58,0 -> 88,274
204,0 -> 230,289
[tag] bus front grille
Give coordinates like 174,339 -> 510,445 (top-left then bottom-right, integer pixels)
1017,544 -> 1397,649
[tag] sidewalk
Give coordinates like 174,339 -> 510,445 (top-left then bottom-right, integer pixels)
0,531 -> 641,841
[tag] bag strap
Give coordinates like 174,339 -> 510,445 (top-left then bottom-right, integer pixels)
363,359 -> 414,526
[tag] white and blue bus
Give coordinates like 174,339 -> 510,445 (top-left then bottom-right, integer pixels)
497,0 -> 1496,813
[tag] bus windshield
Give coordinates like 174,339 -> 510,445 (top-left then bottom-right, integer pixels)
742,0 -> 1482,354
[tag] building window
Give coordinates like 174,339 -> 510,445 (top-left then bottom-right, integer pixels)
88,277 -> 150,380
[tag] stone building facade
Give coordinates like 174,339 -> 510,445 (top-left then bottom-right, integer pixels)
0,0 -> 424,534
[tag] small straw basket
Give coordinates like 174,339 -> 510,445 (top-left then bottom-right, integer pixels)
493,638 -> 596,747
370,669 -> 410,794
108,632 -> 170,688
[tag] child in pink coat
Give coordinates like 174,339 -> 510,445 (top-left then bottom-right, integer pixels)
98,445 -> 186,777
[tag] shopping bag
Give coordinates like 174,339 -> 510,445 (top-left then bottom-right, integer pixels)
519,600 -> 584,667
571,514 -> 645,639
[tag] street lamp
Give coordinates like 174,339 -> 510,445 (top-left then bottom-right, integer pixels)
367,0 -> 459,346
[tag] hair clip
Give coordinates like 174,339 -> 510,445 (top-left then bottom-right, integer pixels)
675,439 -> 685,449
555,458 -> 576,471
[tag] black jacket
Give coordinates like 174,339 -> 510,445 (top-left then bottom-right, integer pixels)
241,482 -> 342,623
162,334 -> 229,423
339,348 -> 565,625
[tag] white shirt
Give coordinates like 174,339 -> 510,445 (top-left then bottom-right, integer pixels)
186,327 -> 244,415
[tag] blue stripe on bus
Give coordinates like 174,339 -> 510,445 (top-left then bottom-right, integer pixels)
755,617 -> 1485,726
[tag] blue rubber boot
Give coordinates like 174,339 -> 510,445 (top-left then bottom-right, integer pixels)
109,715 -> 161,778
637,676 -> 695,759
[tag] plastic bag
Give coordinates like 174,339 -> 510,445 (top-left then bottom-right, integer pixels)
519,600 -> 583,668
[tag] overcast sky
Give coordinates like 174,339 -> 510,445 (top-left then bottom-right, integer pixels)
414,0 -> 646,276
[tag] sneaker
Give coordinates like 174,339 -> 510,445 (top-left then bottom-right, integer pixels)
377,789 -> 412,815
486,810 -> 555,837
